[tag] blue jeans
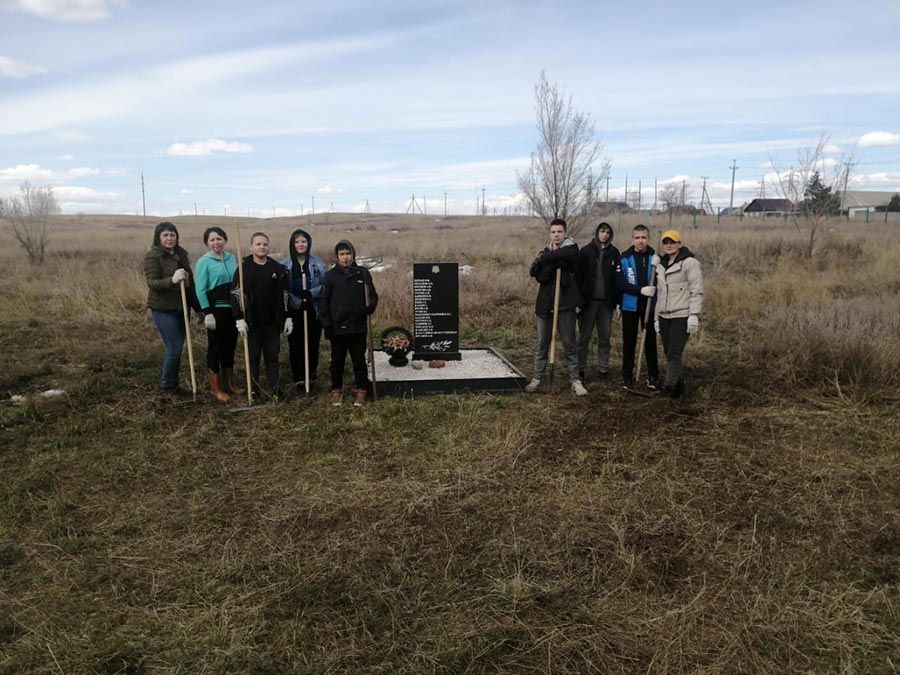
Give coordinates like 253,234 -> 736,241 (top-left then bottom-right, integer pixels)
152,310 -> 185,390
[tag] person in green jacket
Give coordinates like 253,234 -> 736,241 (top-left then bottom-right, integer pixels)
142,222 -> 192,401
194,226 -> 243,401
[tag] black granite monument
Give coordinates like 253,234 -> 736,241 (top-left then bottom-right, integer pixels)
412,262 -> 461,361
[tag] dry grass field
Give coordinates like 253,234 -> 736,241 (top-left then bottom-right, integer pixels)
1,212 -> 899,673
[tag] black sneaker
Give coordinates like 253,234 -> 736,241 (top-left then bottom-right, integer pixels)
598,371 -> 610,381
621,376 -> 634,388
578,369 -> 586,382
646,376 -> 660,390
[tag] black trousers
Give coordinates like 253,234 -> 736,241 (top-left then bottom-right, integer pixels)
659,317 -> 689,389
287,311 -> 322,384
206,306 -> 238,373
248,323 -> 280,394
621,310 -> 659,379
329,332 -> 369,391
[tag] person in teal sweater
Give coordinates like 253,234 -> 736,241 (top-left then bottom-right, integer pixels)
194,226 -> 243,401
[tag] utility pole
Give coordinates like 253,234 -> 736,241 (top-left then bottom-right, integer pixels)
654,178 -> 658,211
331,201 -> 334,212
481,186 -> 486,216
423,195 -> 427,214
444,191 -> 448,216
272,206 -> 276,218
223,206 -> 227,216
729,160 -> 739,210
624,174 -> 628,208
311,195 -> 315,214
364,199 -> 371,214
605,175 -> 610,204
840,165 -> 850,213
194,202 -> 198,218
141,172 -> 146,217
637,180 -> 642,211
758,175 -> 766,199
700,177 -> 713,214
681,179 -> 686,206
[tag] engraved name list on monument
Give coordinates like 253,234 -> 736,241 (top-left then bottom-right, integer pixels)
412,262 -> 460,361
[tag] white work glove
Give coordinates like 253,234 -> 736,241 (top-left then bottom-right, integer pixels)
204,314 -> 216,330
283,317 -> 294,336
687,315 -> 699,334
651,254 -> 660,267
614,307 -> 621,321
171,268 -> 187,285
236,319 -> 248,335
654,319 -> 660,334
640,286 -> 656,297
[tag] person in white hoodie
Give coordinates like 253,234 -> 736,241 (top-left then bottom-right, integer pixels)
654,229 -> 704,398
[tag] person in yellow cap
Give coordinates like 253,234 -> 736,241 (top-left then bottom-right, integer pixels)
654,229 -> 704,397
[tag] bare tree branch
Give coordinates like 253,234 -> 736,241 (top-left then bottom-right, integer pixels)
516,72 -> 608,236
0,182 -> 60,264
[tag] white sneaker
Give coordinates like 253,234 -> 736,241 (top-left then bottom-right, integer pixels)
524,378 -> 541,393
571,380 -> 588,396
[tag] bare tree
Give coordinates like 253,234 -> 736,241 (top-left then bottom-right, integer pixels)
517,71 -> 609,236
770,133 -> 857,257
659,183 -> 680,211
0,182 -> 60,264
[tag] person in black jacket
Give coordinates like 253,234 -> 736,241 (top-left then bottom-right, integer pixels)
317,240 -> 378,407
231,232 -> 291,400
525,218 -> 586,395
574,222 -> 620,382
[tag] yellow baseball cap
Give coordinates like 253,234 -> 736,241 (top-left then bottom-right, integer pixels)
661,230 -> 682,243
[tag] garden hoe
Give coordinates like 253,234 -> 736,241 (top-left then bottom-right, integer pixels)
230,223 -> 261,413
546,267 -> 562,393
358,255 -> 383,402
179,280 -> 198,403
628,258 -> 658,399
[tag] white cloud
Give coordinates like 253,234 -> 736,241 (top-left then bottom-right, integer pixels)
0,163 -> 106,184
179,188 -> 194,194
0,55 -> 46,78
1,0 -> 127,22
53,185 -> 117,199
68,166 -> 99,177
316,185 -> 343,194
57,154 -> 74,161
165,139 -> 253,157
859,131 -> 900,148
823,144 -> 842,154
0,163 -> 55,182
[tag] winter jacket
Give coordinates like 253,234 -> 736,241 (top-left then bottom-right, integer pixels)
281,228 -> 327,320
574,224 -> 620,310
616,245 -> 657,313
231,256 -> 290,328
654,247 -> 704,320
194,251 -> 238,314
529,237 -> 582,318
143,244 -> 193,312
317,240 -> 378,336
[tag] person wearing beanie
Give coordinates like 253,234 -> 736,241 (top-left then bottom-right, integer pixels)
525,218 -> 586,396
616,224 -> 661,389
231,232 -> 291,400
142,222 -> 193,401
654,229 -> 704,398
282,228 -> 328,395
316,240 -> 378,407
194,226 -> 242,401
574,221 -> 620,382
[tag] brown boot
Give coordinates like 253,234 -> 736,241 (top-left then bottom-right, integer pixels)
330,389 -> 343,407
221,367 -> 245,395
354,388 -> 367,407
208,373 -> 230,402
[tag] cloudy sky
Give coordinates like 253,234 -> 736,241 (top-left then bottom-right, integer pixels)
2,0 -> 899,215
